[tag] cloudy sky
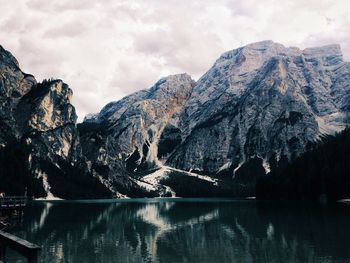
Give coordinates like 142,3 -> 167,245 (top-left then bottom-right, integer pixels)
1,0 -> 350,120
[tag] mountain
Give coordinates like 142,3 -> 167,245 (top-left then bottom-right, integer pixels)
82,40 -> 350,198
0,45 -> 111,199
168,41 -> 349,170
79,74 -> 197,197
1,40 -> 350,199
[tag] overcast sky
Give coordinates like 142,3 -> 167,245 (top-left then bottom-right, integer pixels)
1,0 -> 350,121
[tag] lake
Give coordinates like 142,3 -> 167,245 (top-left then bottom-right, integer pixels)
6,198 -> 350,263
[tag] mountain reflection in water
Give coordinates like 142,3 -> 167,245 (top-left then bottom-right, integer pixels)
7,199 -> 350,263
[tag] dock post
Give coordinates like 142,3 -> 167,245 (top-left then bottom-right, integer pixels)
0,242 -> 5,263
28,250 -> 39,263
0,231 -> 40,263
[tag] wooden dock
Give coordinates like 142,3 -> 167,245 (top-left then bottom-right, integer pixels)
0,196 -> 40,262
0,196 -> 27,210
0,230 -> 40,263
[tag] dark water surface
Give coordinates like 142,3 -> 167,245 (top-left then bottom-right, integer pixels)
6,198 -> 350,263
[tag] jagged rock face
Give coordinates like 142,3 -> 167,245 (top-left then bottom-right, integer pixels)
0,46 -> 111,199
110,74 -> 194,166
85,41 -> 350,197
2,41 -> 350,198
167,41 -> 350,174
16,80 -> 83,188
16,80 -> 80,162
19,80 -> 76,132
80,74 -> 194,196
0,46 -> 35,101
0,45 -> 36,147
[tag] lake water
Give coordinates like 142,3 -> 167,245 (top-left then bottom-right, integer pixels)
6,198 -> 350,263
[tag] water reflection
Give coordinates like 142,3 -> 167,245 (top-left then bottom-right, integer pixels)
7,200 -> 350,263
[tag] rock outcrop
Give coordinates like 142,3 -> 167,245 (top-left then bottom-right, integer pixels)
0,45 -> 111,199
1,41 -> 350,198
83,41 -> 350,197
80,74 -> 195,197
168,41 -> 350,174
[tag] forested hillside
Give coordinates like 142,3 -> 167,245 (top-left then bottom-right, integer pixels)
257,128 -> 350,201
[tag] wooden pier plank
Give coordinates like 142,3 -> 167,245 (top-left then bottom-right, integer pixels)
0,196 -> 27,210
0,230 -> 40,263
0,197 -> 39,262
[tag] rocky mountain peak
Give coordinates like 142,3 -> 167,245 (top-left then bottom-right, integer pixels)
147,73 -> 194,100
18,79 -> 77,133
303,44 -> 343,67
215,41 -> 343,70
0,45 -> 20,68
0,45 -> 111,199
165,41 -> 350,178
214,41 -> 287,71
2,41 -> 350,199
86,73 -> 194,124
303,44 -> 342,57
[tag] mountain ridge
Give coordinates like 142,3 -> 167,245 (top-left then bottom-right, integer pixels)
79,40 -> 350,198
1,40 -> 349,199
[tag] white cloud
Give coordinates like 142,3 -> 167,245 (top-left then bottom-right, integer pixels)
0,0 -> 349,121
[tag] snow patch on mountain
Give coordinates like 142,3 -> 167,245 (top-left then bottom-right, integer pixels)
79,41 -> 350,197
35,170 -> 62,200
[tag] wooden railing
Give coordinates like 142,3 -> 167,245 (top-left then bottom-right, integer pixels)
0,197 -> 27,210
0,230 -> 40,263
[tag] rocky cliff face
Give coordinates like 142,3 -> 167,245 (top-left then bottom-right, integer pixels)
80,74 -> 195,197
0,45 -> 111,199
1,41 -> 350,198
0,45 -> 36,146
83,41 -> 350,197
168,41 -> 350,174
